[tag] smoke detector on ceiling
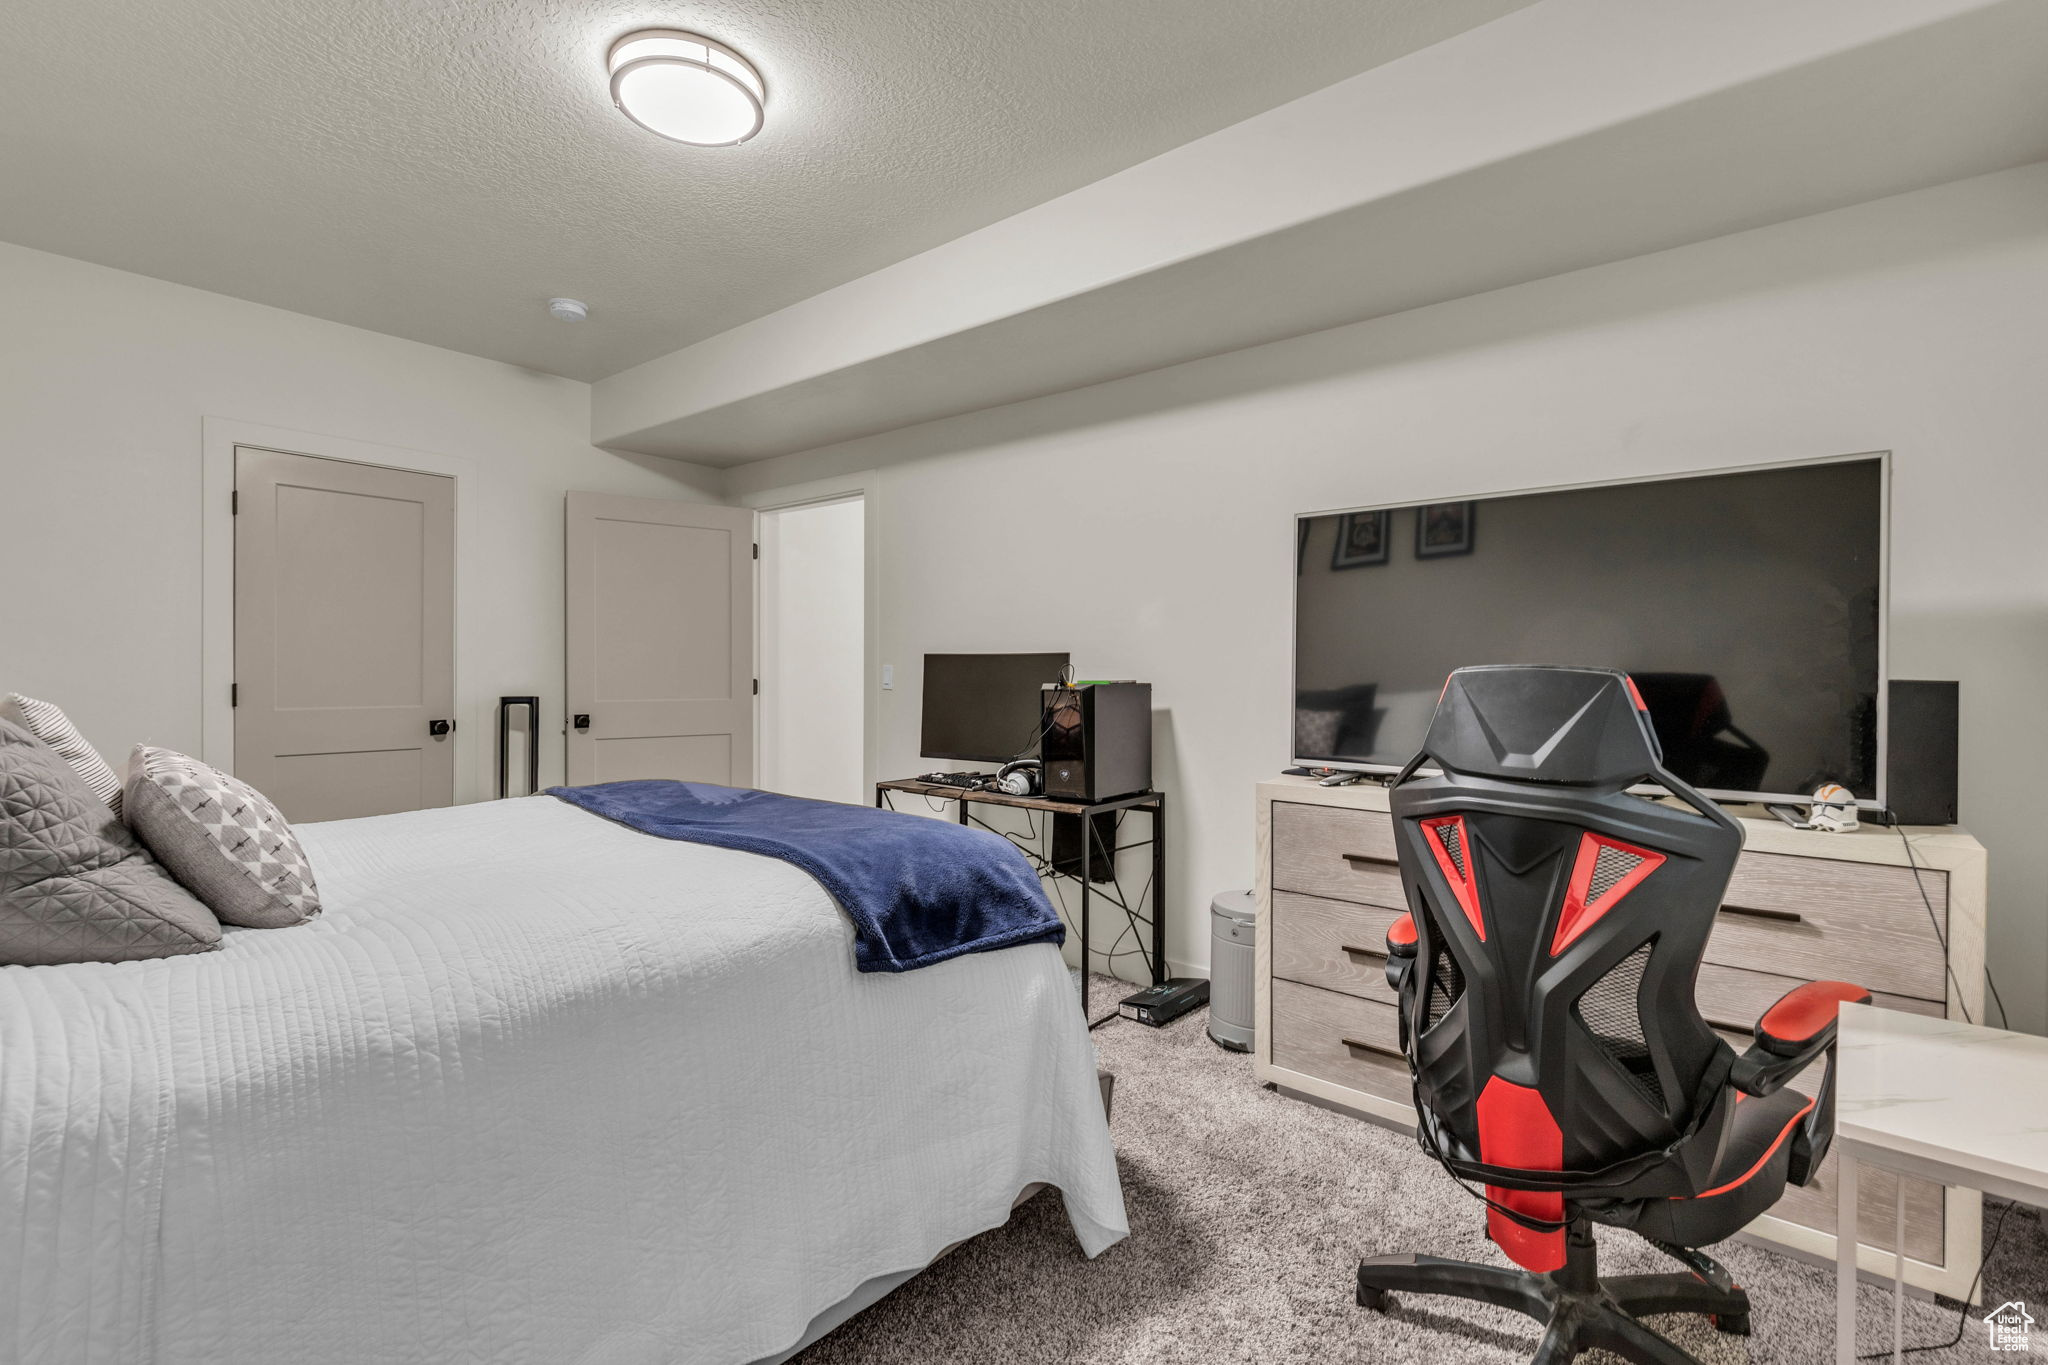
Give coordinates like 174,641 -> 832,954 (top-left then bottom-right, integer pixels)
607,29 -> 765,147
548,298 -> 590,322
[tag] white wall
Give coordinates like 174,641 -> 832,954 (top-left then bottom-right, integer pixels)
729,163 -> 2048,1028
0,241 -> 725,795
757,497 -> 865,804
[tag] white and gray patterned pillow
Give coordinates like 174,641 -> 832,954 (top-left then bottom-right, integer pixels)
2,694 -> 123,815
123,746 -> 321,929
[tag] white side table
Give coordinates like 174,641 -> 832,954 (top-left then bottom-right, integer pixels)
1835,1003 -> 2048,1363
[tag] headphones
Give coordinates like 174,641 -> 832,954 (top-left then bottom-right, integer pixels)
994,759 -> 1041,796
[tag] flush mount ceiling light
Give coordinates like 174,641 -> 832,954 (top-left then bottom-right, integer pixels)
607,30 -> 765,147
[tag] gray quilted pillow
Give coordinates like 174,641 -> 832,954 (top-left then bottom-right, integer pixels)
124,746 -> 320,929
0,720 -> 222,965
2,693 -> 124,814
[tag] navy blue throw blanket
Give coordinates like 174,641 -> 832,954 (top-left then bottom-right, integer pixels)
547,780 -> 1065,973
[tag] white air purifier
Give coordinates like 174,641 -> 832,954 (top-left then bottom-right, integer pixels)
1208,890 -> 1256,1051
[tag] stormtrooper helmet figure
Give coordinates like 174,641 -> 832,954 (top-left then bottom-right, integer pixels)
1807,782 -> 1859,833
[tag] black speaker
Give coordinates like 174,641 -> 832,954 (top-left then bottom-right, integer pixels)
1041,682 -> 1152,802
1887,680 -> 1958,825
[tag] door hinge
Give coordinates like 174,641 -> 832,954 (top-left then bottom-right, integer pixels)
230,490 -> 238,515
752,542 -> 759,559
752,678 -> 759,695
230,682 -> 238,707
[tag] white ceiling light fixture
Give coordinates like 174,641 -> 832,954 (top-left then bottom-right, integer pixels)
607,30 -> 766,147
548,297 -> 589,322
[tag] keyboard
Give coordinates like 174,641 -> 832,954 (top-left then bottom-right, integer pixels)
918,771 -> 989,789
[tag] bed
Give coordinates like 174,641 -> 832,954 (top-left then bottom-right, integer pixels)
0,794 -> 1128,1365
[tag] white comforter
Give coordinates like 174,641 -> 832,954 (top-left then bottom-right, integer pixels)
0,796 -> 1127,1365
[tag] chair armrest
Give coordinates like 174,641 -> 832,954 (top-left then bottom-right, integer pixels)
1757,979 -> 1871,1055
1386,913 -> 1418,955
1730,979 -> 1871,1098
1383,914 -> 1417,993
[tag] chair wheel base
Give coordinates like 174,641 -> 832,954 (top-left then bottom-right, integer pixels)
1713,1311 -> 1750,1335
1355,1230 -> 1751,1365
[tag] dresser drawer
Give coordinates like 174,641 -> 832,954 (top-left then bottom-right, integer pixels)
1708,853 -> 1949,1002
1270,979 -> 1411,1106
1272,892 -> 1401,1004
1271,802 -> 1404,910
1693,963 -> 1941,1035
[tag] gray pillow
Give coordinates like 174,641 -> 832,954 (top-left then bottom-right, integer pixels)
124,746 -> 321,929
0,720 -> 222,965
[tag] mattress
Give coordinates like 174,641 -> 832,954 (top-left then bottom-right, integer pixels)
0,796 -> 1127,1365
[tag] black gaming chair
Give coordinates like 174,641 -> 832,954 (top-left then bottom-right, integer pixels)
1355,665 -> 1870,1365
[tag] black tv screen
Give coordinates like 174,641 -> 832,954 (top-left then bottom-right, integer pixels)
921,652 -> 1071,763
1293,457 -> 1885,803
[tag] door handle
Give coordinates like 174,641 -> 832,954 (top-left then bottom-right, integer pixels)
573,714 -> 591,731
428,719 -> 454,737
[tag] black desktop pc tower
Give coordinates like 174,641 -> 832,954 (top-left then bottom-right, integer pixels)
1041,682 -> 1152,802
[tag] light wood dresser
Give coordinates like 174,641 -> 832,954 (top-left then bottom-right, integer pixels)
1252,776 -> 1988,1298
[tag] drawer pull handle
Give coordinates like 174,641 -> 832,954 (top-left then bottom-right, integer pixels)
1341,1036 -> 1403,1060
1703,1016 -> 1751,1034
1720,903 -> 1803,924
1341,852 -> 1397,868
1340,943 -> 1388,961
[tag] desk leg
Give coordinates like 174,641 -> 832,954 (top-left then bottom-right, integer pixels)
1079,820 -> 1092,1019
1151,797 -> 1166,987
1837,1148 -> 1859,1365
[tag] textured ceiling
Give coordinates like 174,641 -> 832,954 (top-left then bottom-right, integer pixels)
0,0 -> 1533,381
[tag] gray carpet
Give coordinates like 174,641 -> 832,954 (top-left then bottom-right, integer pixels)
795,982 -> 2045,1364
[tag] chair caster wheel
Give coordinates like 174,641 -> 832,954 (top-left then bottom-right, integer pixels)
1355,1280 -> 1391,1312
1712,1312 -> 1750,1336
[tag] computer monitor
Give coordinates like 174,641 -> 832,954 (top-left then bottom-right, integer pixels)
919,652 -> 1070,764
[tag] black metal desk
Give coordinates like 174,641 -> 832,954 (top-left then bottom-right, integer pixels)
874,779 -> 1166,1021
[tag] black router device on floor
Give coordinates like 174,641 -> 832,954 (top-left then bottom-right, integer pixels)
1119,978 -> 1209,1027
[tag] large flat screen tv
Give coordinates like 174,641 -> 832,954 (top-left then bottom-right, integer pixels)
1293,456 -> 1886,806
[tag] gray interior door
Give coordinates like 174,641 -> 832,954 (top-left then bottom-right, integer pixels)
234,447 -> 456,821
565,492 -> 755,787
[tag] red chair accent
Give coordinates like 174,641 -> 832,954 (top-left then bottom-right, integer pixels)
1475,1078 -> 1566,1272
1549,832 -> 1665,956
1418,814 -> 1485,940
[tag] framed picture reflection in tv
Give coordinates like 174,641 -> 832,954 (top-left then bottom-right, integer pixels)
1331,509 -> 1391,569
1416,501 -> 1476,558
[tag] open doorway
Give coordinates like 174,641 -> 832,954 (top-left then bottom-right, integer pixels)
757,496 -> 865,803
